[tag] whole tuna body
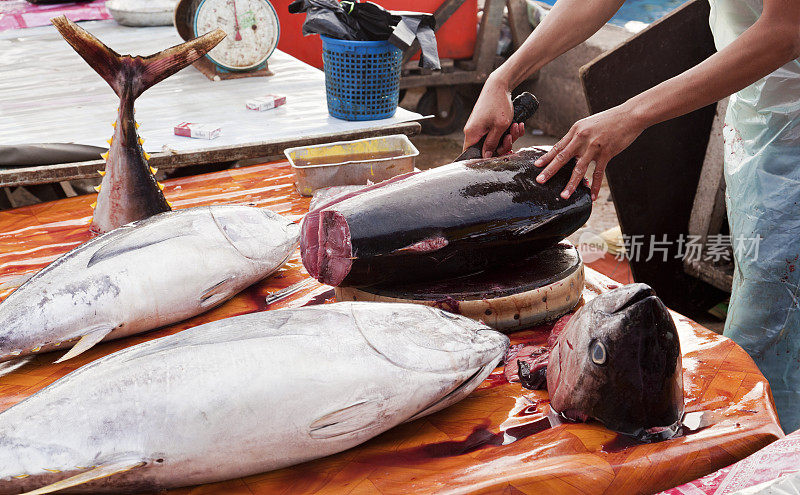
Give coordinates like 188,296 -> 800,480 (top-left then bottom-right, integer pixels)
0,302 -> 509,494
0,205 -> 298,371
301,147 -> 592,288
547,284 -> 684,440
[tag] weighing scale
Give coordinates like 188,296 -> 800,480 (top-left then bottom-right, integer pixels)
174,0 -> 279,79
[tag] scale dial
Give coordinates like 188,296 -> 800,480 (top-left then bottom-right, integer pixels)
193,0 -> 279,71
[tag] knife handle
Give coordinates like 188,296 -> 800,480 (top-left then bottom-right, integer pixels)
462,92 -> 540,160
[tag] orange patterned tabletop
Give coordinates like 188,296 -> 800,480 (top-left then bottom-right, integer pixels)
0,162 -> 784,495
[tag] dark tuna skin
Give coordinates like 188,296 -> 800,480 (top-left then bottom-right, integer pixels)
301,147 -> 592,287
547,284 -> 684,440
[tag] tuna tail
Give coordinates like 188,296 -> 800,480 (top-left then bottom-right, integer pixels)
51,16 -> 225,100
50,16 -> 225,233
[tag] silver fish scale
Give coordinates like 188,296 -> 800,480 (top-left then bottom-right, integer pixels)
0,205 -> 299,364
0,302 -> 508,493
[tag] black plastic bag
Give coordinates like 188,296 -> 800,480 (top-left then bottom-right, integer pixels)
289,0 -> 440,69
288,0 -> 361,40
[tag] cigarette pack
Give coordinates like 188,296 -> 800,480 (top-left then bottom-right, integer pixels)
246,94 -> 287,111
173,122 -> 221,140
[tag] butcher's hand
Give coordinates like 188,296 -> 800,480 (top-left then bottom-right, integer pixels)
463,75 -> 525,158
534,105 -> 645,201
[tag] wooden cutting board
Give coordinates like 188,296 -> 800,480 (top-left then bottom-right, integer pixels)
335,242 -> 584,331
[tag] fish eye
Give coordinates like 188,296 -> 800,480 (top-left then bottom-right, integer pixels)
590,339 -> 607,365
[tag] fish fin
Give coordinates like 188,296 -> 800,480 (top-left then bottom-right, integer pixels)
87,226 -> 191,268
52,16 -> 225,100
54,327 -> 114,363
93,185 -> 101,192
308,398 -> 383,439
199,277 -> 237,308
0,357 -> 34,378
20,459 -> 146,495
100,151 -> 109,160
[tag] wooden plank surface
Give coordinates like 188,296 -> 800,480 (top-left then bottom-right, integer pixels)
0,122 -> 421,188
0,161 -> 784,494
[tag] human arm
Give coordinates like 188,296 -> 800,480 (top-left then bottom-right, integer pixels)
463,0 -> 626,157
535,0 -> 800,200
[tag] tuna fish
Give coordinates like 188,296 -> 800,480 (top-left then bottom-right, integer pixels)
0,205 -> 298,375
0,302 -> 508,494
51,16 -> 225,233
546,284 -> 684,441
301,147 -> 592,287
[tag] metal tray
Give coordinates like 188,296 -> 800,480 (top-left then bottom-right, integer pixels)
285,134 -> 419,196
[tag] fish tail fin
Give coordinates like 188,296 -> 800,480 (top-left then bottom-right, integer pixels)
20,459 -> 146,495
51,16 -> 225,99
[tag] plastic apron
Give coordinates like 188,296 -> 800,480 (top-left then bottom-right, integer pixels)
709,0 -> 800,432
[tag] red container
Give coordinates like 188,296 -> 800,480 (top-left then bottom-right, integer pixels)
273,0 -> 478,70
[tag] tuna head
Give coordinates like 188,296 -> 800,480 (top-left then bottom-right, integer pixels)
210,206 -> 300,262
547,284 -> 684,439
348,303 -> 510,420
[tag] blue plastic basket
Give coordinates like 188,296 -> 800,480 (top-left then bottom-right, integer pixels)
321,36 -> 402,121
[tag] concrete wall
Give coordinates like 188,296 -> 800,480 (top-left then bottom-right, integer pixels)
521,3 -> 632,137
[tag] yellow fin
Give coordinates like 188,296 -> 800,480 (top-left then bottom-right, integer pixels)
100,152 -> 109,160
20,459 -> 146,495
90,201 -> 97,209
138,137 -> 144,145
106,138 -> 113,145
93,185 -> 101,192
97,170 -> 105,177
144,152 -> 151,160
54,328 -> 113,364
149,167 -> 157,175
157,182 -> 165,191
111,122 -> 116,128
135,122 -> 140,129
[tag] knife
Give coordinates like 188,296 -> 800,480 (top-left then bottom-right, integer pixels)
455,92 -> 540,162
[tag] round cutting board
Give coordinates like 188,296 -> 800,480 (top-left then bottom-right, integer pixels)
335,242 -> 584,332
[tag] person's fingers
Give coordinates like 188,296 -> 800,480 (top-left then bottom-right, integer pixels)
590,156 -> 609,201
511,123 -> 522,140
482,126 -> 505,158
562,149 -> 597,199
497,134 -> 514,155
534,128 -> 575,168
535,138 -> 580,184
